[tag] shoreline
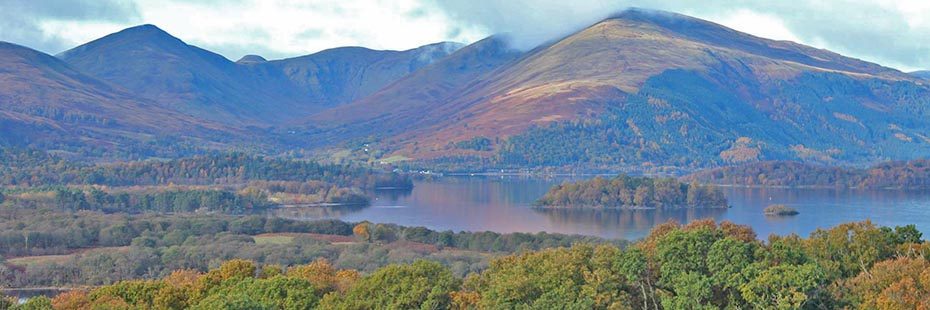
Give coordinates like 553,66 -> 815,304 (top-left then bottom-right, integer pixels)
532,204 -> 730,211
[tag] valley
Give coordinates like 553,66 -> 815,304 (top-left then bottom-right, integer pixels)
3,4 -> 930,308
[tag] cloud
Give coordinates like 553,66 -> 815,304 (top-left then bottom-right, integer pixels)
1,0 -> 929,71
429,0 -> 930,71
0,0 -> 140,53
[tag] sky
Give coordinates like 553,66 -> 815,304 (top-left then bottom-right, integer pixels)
2,0 -> 929,71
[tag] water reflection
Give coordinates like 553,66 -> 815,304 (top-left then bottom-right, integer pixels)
534,207 -> 727,237
271,176 -> 930,240
269,203 -> 369,219
373,187 -> 413,201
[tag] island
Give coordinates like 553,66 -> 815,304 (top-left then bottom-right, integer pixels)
683,159 -> 930,189
764,204 -> 800,216
535,175 -> 728,209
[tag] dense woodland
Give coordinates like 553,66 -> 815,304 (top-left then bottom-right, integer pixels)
0,206 -> 608,289
0,149 -> 412,189
5,219 -> 928,309
0,149 -> 416,213
536,175 -> 728,209
685,159 -> 930,189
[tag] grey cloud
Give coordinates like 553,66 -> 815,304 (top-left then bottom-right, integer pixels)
0,0 -> 140,53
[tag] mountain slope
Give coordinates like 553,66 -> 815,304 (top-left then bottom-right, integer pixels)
59,25 -> 462,125
309,36 -> 522,144
0,42 -> 233,152
267,42 -> 464,107
306,9 -> 930,168
911,70 -> 930,80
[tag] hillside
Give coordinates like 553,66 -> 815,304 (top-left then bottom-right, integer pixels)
305,9 -> 930,169
265,41 -> 464,107
0,42 -> 234,154
59,25 -> 461,125
912,70 -> 930,80
309,36 -> 522,146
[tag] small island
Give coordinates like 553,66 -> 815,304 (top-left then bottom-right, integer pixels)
535,175 -> 728,209
764,204 -> 799,216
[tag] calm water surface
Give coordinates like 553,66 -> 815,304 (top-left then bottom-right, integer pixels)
270,176 -> 930,240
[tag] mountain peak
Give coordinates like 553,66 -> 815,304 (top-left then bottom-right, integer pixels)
236,54 -> 267,64
100,24 -> 179,44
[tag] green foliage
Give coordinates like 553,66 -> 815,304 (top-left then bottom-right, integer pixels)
740,263 -> 824,309
13,219 -> 929,309
454,136 -> 493,151
537,175 -> 727,208
200,276 -> 319,310
319,260 -> 459,309
470,244 -> 631,309
10,296 -> 52,310
0,150 -> 407,190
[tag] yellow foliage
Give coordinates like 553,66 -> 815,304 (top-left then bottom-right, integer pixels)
287,258 -> 338,293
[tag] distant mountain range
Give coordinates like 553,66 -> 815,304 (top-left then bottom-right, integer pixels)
58,24 -> 462,125
0,41 -> 235,154
3,9 -> 930,168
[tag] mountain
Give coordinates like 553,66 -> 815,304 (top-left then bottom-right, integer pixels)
0,42 -> 233,153
59,25 -> 462,125
305,8 -> 930,169
911,70 -> 930,80
309,36 -> 522,145
57,24 -> 301,125
266,42 -> 465,107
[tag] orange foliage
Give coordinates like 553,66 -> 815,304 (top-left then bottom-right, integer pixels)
51,290 -> 92,310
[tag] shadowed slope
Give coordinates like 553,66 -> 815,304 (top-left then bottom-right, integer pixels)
0,42 -> 234,150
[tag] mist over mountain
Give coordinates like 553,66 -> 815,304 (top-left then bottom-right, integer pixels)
3,9 -> 930,168
304,9 -> 930,168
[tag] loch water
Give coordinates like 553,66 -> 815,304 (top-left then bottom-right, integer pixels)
270,176 -> 930,240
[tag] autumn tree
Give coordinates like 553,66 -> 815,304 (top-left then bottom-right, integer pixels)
353,221 -> 372,243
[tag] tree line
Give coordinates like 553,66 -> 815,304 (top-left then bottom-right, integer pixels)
0,149 -> 411,189
0,207 -> 609,288
685,159 -> 930,189
536,175 -> 727,209
9,219 -> 929,309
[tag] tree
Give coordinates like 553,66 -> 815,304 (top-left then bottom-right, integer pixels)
13,296 -> 53,310
740,264 -> 824,310
840,257 -> 930,309
320,260 -> 459,309
353,222 -> 372,243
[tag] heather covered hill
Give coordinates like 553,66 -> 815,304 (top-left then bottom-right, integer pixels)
0,41 -> 234,153
308,36 -> 522,146
58,24 -> 301,125
59,24 -> 461,125
304,9 -> 930,169
266,41 -> 464,107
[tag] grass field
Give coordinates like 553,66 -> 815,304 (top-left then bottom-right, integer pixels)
253,235 -> 295,245
6,247 -> 131,267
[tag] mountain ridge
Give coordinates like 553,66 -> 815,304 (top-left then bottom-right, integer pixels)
303,8 -> 930,168
0,41 -> 237,153
58,24 -> 463,126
